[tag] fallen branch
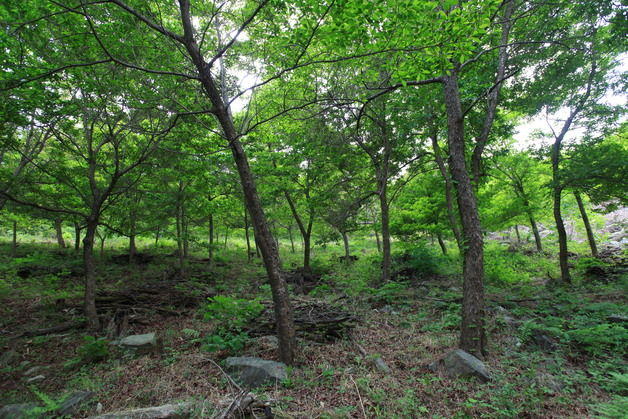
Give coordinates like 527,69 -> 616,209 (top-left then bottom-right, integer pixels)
14,319 -> 86,339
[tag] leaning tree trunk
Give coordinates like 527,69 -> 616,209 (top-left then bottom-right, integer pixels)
181,11 -> 295,363
443,71 -> 486,358
288,225 -> 295,254
83,218 -> 100,330
437,232 -> 448,256
574,191 -> 598,258
526,210 -> 543,252
74,222 -> 81,252
54,218 -> 66,248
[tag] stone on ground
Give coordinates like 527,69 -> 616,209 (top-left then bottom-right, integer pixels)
224,356 -> 287,388
441,349 -> 491,382
118,332 -> 160,356
57,391 -> 95,416
88,402 -> 196,419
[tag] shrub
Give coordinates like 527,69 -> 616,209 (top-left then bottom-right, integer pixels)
202,295 -> 264,353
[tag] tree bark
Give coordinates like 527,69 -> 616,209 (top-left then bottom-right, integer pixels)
443,71 -> 486,358
574,191 -> 598,258
284,191 -> 313,271
155,226 -> 160,246
342,231 -> 350,259
379,182 -> 391,282
83,218 -> 100,330
374,228 -> 381,253
432,135 -> 462,249
551,143 -> 571,283
437,232 -> 448,256
244,209 -> 252,261
527,210 -> 543,252
74,222 -> 81,252
179,4 -> 294,363
54,218 -> 66,248
288,225 -> 295,254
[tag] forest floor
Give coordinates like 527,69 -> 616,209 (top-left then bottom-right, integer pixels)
0,243 -> 626,418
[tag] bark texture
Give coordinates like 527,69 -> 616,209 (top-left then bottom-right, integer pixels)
443,72 -> 486,358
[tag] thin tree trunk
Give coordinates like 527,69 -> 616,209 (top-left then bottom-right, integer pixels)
375,228 -> 381,253
244,209 -> 252,261
342,231 -> 350,259
432,135 -> 462,249
99,235 -> 106,259
437,232 -> 448,255
83,219 -> 99,330
54,219 -> 66,248
288,226 -> 295,254
11,220 -> 17,258
182,206 -> 189,258
154,226 -> 160,246
208,213 -> 214,262
574,191 -> 598,258
224,227 -> 229,249
443,71 -> 486,358
527,211 -> 543,252
514,225 -> 521,243
284,191 -> 312,271
175,185 -> 185,274
74,222 -> 81,252
379,183 -> 391,282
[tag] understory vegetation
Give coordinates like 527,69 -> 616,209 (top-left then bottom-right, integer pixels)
1,235 -> 626,418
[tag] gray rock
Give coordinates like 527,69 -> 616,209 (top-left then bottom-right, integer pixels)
118,333 -> 160,356
0,403 -> 39,419
25,375 -> 45,384
56,391 -> 95,416
535,372 -> 564,393
531,330 -> 557,351
87,402 -> 195,418
442,349 -> 490,382
225,356 -> 287,388
0,350 -> 19,367
373,357 -> 391,373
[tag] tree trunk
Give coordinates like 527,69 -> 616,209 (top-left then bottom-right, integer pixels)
443,71 -> 486,358
129,209 -> 137,263
342,231 -> 350,259
437,232 -> 448,256
551,137 -> 571,282
432,135 -> 462,249
574,191 -> 598,258
11,220 -> 17,258
74,222 -> 81,252
54,219 -> 66,248
514,224 -> 521,243
379,184 -> 391,282
208,213 -> 214,262
154,226 -> 160,246
284,191 -> 313,271
83,219 -> 100,330
99,234 -> 106,259
288,226 -> 295,254
375,228 -> 381,253
182,207 -> 189,258
244,209 -> 252,261
175,186 -> 185,274
181,11 -> 294,363
527,211 -> 543,252
223,227 -> 229,249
